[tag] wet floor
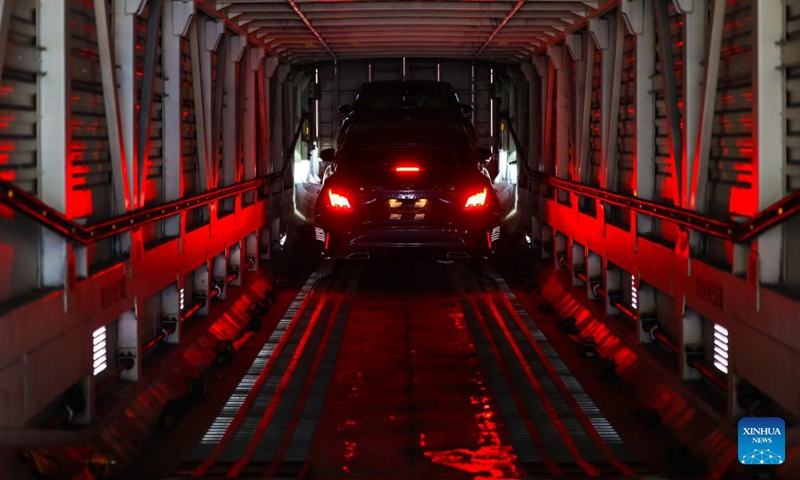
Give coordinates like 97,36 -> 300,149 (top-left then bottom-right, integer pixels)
156,260 -> 669,479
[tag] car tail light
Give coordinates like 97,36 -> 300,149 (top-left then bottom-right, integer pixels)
464,188 -> 488,209
328,189 -> 351,210
395,166 -> 420,173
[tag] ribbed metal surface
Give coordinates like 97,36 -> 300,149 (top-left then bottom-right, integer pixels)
459,298 -> 541,464
183,271 -> 363,477
283,272 -> 360,462
190,274 -> 319,460
494,278 -> 636,463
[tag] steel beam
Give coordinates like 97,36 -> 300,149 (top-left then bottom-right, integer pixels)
542,61 -> 556,175
286,0 -> 336,59
37,0 -> 70,287
631,0 -> 656,235
551,45 -> 570,187
136,0 -> 165,208
577,33 -> 594,185
603,12 -> 624,192
753,0 -> 785,287
162,1 -> 189,237
654,0 -> 683,206
222,34 -> 240,189
98,2 -> 135,215
113,0 -> 138,210
689,0 -> 725,214
244,48 -> 263,184
681,0 -> 707,210
212,34 -> 227,189
476,0 -> 527,57
190,19 -> 211,191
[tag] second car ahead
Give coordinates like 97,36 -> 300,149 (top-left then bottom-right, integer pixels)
314,119 -> 501,278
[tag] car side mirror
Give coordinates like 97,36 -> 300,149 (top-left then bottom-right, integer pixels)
338,105 -> 352,116
461,104 -> 473,115
477,147 -> 492,163
319,148 -> 336,163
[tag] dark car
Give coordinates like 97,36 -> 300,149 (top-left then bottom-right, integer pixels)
314,118 -> 500,278
336,80 -> 477,148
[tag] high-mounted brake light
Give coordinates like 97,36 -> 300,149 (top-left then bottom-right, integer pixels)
464,188 -> 488,208
395,166 -> 420,173
328,189 -> 351,209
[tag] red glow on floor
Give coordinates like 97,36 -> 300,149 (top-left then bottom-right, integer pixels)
425,386 -> 518,478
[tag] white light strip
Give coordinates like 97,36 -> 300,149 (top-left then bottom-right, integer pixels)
630,275 -> 638,309
712,322 -> 729,374
714,354 -> 728,367
179,288 -> 185,311
92,326 -> 107,376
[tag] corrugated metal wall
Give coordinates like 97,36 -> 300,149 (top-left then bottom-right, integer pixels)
588,46 -> 603,189
0,0 -> 40,304
138,2 -> 167,245
70,0 -> 117,269
785,0 -> 800,292
618,33 -> 636,195
653,2 -> 683,204
705,0 -> 753,264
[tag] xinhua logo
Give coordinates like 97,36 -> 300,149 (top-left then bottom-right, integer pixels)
738,417 -> 785,465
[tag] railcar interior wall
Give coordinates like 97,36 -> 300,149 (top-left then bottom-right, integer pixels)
0,0 -> 799,478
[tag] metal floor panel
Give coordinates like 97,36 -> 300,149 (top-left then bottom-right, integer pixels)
495,278 -> 637,463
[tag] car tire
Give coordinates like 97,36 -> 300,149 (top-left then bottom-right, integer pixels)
317,256 -> 337,279
478,256 -> 498,280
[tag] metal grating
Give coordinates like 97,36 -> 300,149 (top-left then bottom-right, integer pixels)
494,278 -> 637,463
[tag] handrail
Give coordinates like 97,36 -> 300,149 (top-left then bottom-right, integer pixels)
500,113 -> 800,243
0,114 -> 308,245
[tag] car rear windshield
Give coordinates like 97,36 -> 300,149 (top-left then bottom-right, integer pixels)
355,84 -> 459,112
338,146 -> 470,174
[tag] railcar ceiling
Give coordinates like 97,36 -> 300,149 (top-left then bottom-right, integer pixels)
217,0 -> 601,62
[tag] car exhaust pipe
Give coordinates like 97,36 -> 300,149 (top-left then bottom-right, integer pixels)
346,252 -> 370,260
446,252 -> 471,259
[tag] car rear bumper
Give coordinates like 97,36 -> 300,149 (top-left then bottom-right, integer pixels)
314,224 -> 501,260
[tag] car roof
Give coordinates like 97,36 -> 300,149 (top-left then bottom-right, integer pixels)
359,80 -> 456,92
341,119 -> 472,151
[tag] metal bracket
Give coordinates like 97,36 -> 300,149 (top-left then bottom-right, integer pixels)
672,0 -> 694,13
264,56 -> 280,78
126,0 -> 147,15
566,33 -> 583,61
532,54 -> 546,77
520,63 -> 535,82
204,19 -> 225,52
170,0 -> 195,37
547,45 -> 562,67
589,17 -> 610,51
249,47 -> 265,71
229,34 -> 246,63
621,0 -> 646,35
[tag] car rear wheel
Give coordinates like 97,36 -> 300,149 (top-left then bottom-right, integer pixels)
477,255 -> 498,280
317,256 -> 337,279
